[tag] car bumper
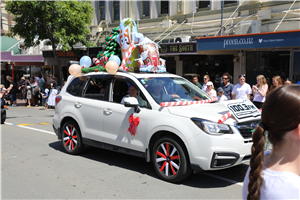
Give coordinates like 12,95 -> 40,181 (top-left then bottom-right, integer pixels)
52,124 -> 61,139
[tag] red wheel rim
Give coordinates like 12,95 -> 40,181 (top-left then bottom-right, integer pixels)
63,125 -> 78,150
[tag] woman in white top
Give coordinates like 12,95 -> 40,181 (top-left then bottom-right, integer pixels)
252,75 -> 268,109
232,74 -> 252,100
205,81 -> 216,98
201,75 -> 214,93
243,84 -> 300,200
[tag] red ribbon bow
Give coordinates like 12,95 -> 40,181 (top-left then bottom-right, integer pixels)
127,114 -> 140,136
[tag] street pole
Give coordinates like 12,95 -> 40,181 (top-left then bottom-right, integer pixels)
220,0 -> 224,36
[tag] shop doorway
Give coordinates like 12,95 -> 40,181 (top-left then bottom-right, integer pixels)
182,55 -> 234,88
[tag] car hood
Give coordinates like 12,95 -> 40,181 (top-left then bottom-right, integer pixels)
167,102 -> 237,126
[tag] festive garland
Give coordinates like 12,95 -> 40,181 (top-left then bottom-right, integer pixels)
81,65 -> 106,73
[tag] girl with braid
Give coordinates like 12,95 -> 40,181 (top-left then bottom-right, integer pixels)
243,84 -> 300,200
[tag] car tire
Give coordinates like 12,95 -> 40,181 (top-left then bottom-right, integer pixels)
1,111 -> 6,124
152,136 -> 192,183
61,120 -> 84,155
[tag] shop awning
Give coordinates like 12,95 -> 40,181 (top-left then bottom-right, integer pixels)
1,51 -> 44,62
1,36 -> 20,55
196,30 -> 300,53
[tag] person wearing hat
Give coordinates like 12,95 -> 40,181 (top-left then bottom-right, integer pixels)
217,87 -> 228,102
206,81 -> 217,98
19,77 -> 26,100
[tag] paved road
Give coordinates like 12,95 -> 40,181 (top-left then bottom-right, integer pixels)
2,106 -> 249,199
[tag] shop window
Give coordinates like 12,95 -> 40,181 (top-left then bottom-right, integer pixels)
99,1 -> 105,21
142,1 -> 150,18
246,51 -> 290,87
160,1 -> 169,15
198,1 -> 210,9
113,1 -> 120,22
84,75 -> 110,101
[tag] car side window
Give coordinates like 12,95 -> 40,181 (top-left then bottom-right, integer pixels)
66,77 -> 87,97
83,75 -> 110,101
112,78 -> 151,109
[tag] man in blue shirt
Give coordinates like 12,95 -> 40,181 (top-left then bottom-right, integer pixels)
220,72 -> 234,100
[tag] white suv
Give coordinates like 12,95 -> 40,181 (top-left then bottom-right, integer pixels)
53,71 -> 258,182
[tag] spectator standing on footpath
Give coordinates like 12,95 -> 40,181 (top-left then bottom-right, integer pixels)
192,75 -> 202,89
217,87 -> 227,102
232,74 -> 252,100
205,81 -> 217,98
220,72 -> 234,100
19,77 -> 26,100
6,76 -> 18,106
202,75 -> 214,93
50,76 -> 58,88
284,78 -> 292,85
243,84 -> 300,200
269,75 -> 283,92
26,86 -> 32,107
31,77 -> 40,106
252,75 -> 268,109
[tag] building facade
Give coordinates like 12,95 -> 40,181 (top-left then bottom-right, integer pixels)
90,0 -> 300,85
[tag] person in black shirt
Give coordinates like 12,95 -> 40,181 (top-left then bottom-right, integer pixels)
7,77 -> 18,106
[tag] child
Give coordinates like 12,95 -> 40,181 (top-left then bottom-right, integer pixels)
42,88 -> 49,108
26,86 -> 32,107
217,87 -> 228,102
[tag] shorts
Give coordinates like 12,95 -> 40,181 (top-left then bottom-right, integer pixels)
253,101 -> 263,109
10,93 -> 16,102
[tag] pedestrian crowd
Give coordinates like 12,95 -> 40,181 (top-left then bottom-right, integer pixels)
191,73 -> 299,109
1,74 -> 63,109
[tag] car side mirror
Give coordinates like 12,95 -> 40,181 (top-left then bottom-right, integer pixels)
124,97 -> 140,113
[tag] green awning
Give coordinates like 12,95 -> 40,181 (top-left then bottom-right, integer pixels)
1,36 -> 20,55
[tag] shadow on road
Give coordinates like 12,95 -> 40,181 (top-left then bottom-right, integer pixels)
49,140 -> 248,188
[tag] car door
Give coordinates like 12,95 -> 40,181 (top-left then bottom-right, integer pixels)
102,76 -> 151,152
78,74 -> 111,142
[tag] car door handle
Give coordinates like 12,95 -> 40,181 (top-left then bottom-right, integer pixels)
74,102 -> 82,108
104,108 -> 112,115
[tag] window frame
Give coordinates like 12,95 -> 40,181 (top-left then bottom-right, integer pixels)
159,1 -> 169,17
197,1 -> 210,10
112,1 -> 120,23
99,1 -> 106,21
82,75 -> 112,101
141,1 -> 150,19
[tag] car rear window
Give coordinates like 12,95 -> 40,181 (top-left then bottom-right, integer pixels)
66,77 -> 87,97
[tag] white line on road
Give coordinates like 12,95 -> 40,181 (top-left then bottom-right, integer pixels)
5,122 -> 56,135
202,172 -> 244,187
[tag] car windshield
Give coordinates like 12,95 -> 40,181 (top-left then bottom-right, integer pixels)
138,77 -> 210,104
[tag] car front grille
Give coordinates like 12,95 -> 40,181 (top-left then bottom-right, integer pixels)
236,120 -> 261,139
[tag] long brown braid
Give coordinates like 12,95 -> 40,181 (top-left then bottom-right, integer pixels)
247,84 -> 300,200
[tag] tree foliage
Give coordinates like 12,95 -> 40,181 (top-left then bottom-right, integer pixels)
5,1 -> 95,84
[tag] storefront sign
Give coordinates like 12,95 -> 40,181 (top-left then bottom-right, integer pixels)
197,30 -> 300,51
159,43 -> 197,54
222,99 -> 261,123
43,50 -> 86,58
1,51 -> 44,62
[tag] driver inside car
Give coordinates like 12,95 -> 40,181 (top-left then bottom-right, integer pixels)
150,80 -> 180,102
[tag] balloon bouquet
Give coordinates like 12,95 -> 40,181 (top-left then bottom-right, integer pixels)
69,18 -> 167,77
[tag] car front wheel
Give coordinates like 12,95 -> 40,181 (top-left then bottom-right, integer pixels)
61,120 -> 84,155
152,136 -> 192,183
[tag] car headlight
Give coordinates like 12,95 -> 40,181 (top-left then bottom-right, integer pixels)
191,118 -> 233,135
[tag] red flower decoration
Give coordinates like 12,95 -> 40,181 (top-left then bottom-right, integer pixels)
95,70 -> 99,72
127,114 -> 140,136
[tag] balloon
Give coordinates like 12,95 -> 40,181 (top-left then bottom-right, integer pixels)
105,61 -> 119,75
109,55 -> 121,66
69,64 -> 82,77
80,56 -> 92,68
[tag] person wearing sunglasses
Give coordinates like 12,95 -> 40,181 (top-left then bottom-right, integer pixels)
232,74 -> 252,100
202,75 -> 214,93
220,72 -> 234,100
284,78 -> 292,85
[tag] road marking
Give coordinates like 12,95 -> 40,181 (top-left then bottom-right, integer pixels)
5,122 -> 55,135
202,172 -> 244,187
17,124 -> 35,126
39,122 -> 51,125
